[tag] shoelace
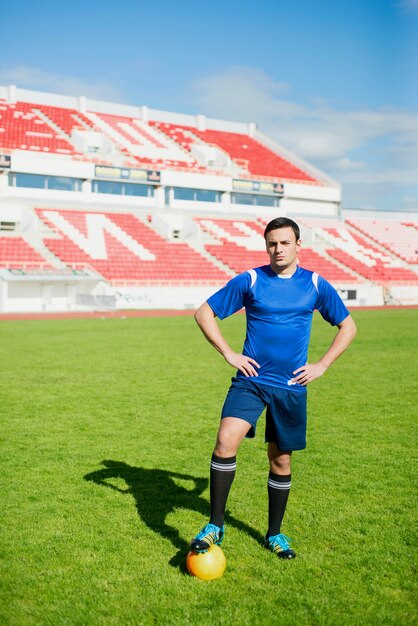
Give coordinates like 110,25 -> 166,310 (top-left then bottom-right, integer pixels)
269,534 -> 292,551
196,523 -> 222,542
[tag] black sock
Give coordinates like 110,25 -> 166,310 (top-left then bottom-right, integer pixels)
209,454 -> 236,527
267,472 -> 291,537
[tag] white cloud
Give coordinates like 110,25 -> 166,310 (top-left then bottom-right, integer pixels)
191,66 -> 418,209
395,0 -> 418,15
0,65 -> 124,102
334,158 -> 367,171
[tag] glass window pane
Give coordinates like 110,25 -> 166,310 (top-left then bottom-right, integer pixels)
47,176 -> 82,191
253,194 -> 278,207
173,187 -> 195,200
14,173 -> 46,189
124,183 -> 152,197
94,181 -> 123,195
231,192 -> 278,206
196,189 -> 219,202
231,192 -> 255,205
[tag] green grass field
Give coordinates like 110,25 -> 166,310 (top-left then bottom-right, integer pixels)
1,309 -> 417,625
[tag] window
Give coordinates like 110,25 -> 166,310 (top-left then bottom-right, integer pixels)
173,187 -> 194,201
172,187 -> 221,202
94,180 -> 123,195
196,189 -> 220,202
92,181 -> 154,197
231,193 -> 279,207
9,173 -> 83,191
12,173 -> 46,189
124,183 -> 152,197
48,176 -> 81,191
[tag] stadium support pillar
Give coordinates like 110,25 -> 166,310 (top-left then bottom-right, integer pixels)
82,180 -> 92,193
0,279 -> 6,312
0,173 -> 9,193
221,192 -> 230,205
41,283 -> 53,311
140,106 -> 149,122
155,186 -> 165,208
196,114 -> 206,131
7,85 -> 17,104
78,96 -> 87,113
66,283 -> 78,310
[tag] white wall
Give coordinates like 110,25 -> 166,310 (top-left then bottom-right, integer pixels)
3,277 -> 418,313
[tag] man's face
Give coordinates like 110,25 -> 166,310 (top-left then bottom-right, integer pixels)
265,226 -> 301,274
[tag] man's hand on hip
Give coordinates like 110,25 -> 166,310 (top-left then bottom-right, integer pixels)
224,351 -> 260,377
291,362 -> 327,386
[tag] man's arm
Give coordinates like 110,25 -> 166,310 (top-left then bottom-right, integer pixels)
291,314 -> 357,386
194,302 -> 260,377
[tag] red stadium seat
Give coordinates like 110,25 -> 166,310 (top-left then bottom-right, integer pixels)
35,208 -> 231,283
152,122 -> 317,182
194,217 -> 358,282
0,235 -> 53,270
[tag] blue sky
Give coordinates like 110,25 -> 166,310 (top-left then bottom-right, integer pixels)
1,0 -> 417,211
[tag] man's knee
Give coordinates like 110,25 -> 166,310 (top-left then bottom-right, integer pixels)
268,443 -> 292,474
214,417 -> 250,457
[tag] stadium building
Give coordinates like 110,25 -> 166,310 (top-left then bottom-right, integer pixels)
0,84 -> 417,313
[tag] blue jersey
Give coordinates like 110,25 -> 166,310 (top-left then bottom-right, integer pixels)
207,265 -> 350,391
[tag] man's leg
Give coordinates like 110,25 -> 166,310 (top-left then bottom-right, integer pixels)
266,442 -> 296,559
190,417 -> 250,551
267,443 -> 292,536
209,417 -> 251,526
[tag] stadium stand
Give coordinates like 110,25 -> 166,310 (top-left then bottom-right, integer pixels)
34,104 -> 97,138
94,113 -> 166,149
299,219 -> 418,283
151,122 -> 318,182
0,86 -> 417,311
195,217 -> 359,281
0,234 -> 53,269
0,100 -> 75,154
35,208 -> 231,283
346,219 -> 418,265
0,89 -> 334,184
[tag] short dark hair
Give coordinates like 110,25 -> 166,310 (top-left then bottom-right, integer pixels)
264,217 -> 300,241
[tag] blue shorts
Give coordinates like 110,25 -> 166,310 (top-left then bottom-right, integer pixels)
221,377 -> 307,451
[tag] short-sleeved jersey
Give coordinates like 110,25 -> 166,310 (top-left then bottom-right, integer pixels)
207,264 -> 350,391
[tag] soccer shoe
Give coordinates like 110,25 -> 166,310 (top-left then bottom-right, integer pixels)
189,523 -> 224,553
265,533 -> 296,559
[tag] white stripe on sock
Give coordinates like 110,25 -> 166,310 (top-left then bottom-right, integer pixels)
211,461 -> 237,472
268,479 -> 291,490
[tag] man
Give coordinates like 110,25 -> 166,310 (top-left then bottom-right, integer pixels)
190,217 -> 356,559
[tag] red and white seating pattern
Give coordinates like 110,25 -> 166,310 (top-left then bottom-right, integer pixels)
93,113 -> 166,148
0,235 -> 52,269
346,219 -> 418,265
302,220 -> 418,283
85,112 -> 200,169
0,101 -> 75,154
195,218 -> 358,282
35,209 -> 230,283
1,212 -> 416,285
153,123 -> 317,182
35,104 -> 97,137
0,98 -> 319,181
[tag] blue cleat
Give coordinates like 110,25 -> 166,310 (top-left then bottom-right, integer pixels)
190,523 -> 224,553
265,533 -> 296,559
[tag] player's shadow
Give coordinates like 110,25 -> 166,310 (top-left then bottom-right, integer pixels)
84,459 -> 264,570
